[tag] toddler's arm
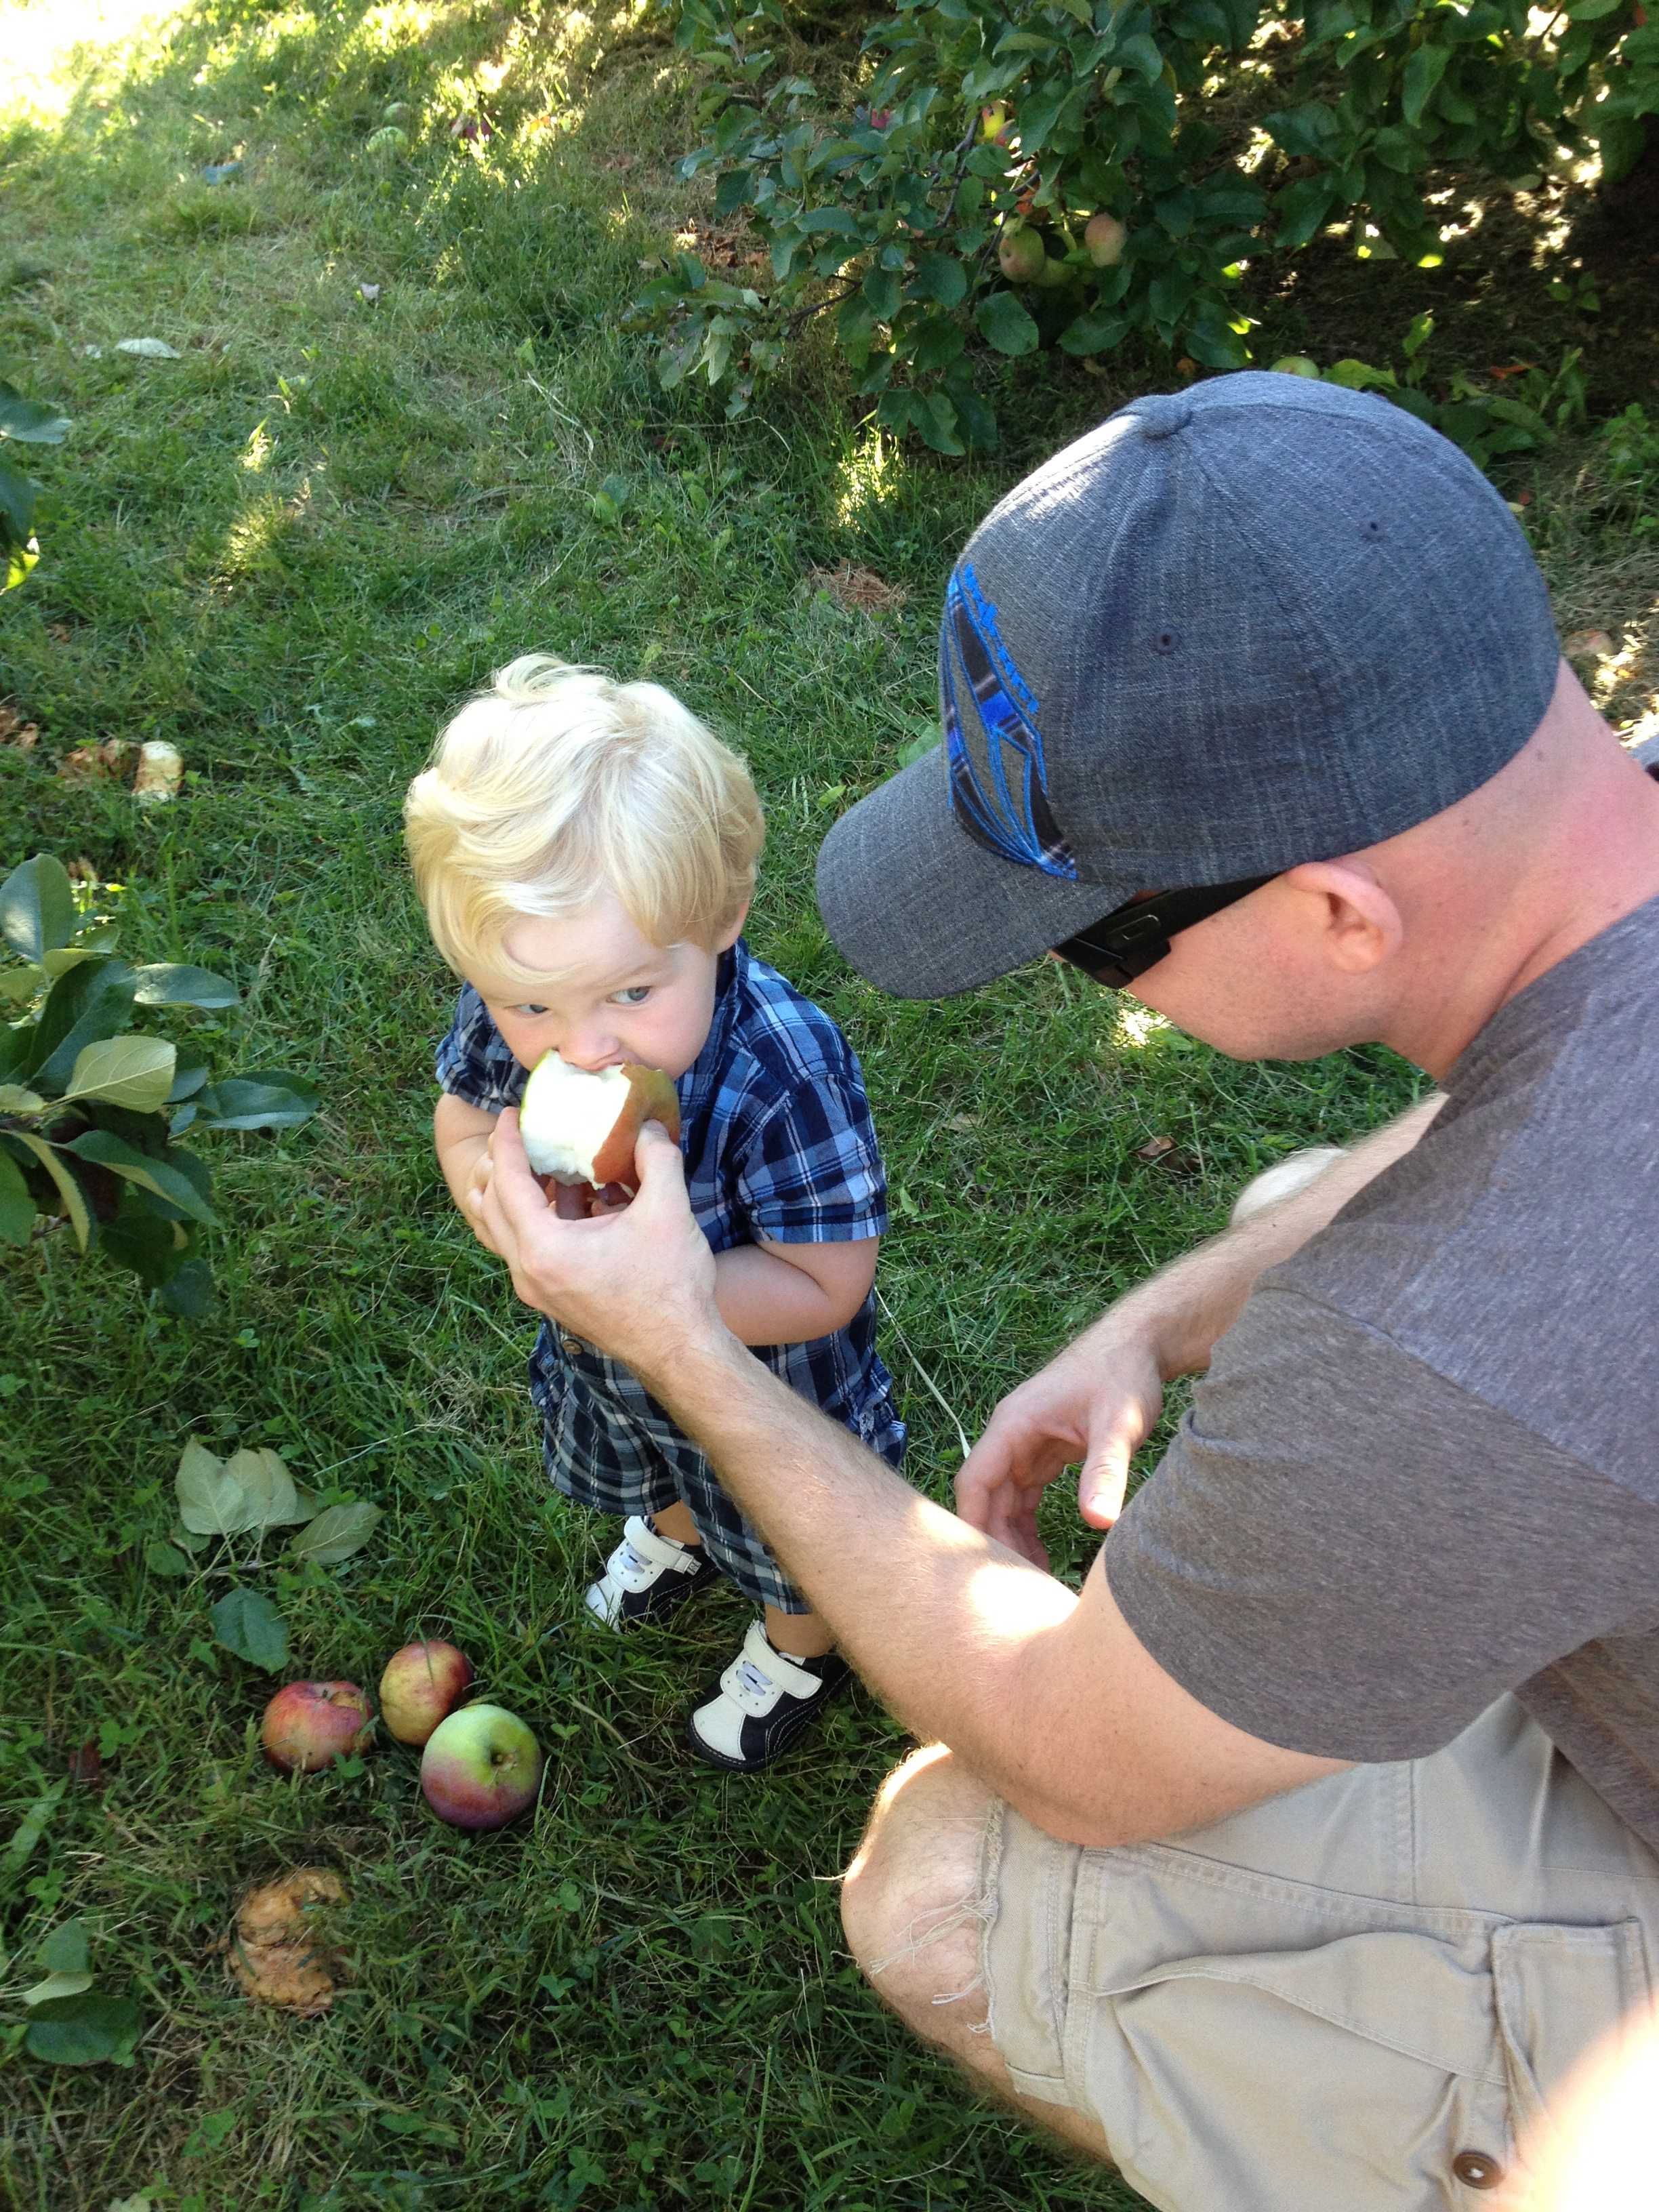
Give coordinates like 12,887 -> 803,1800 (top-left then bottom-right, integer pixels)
714,1236 -> 878,1346
435,1092 -> 503,1254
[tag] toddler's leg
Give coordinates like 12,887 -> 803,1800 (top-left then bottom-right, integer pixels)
764,1602 -> 834,1660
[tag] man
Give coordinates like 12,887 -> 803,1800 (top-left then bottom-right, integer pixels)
473,373 -> 1659,2210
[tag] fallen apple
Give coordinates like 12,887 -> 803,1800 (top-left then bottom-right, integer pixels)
996,224 -> 1047,284
1084,212 -> 1127,267
420,1703 -> 542,1830
378,1638 -> 476,1747
518,1051 -> 680,1195
1269,355 -> 1322,379
262,1681 -> 373,1774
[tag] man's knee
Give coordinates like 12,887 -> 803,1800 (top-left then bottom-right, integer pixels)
841,1744 -> 995,2041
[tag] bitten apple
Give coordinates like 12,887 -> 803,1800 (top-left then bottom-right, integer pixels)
419,1704 -> 542,1830
518,1052 -> 680,1195
262,1682 -> 373,1774
377,1639 -> 476,1747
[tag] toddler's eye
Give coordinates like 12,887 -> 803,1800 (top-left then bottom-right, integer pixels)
611,986 -> 651,1006
512,1004 -> 548,1017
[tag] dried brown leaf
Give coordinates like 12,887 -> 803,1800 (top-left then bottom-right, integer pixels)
804,562 -> 908,616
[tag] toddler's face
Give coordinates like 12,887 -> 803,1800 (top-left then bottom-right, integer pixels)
469,886 -> 743,1081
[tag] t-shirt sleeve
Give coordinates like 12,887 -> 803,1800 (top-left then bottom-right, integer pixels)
434,985 -> 527,1113
730,1056 -> 890,1244
1105,1280 -> 1659,1763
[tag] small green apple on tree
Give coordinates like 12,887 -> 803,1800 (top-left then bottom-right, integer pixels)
0,852 -> 319,1313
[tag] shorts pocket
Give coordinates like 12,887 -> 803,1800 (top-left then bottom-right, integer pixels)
1067,1904 -> 1649,2212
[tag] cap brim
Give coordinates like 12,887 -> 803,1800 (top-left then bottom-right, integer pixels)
815,747 -> 1135,999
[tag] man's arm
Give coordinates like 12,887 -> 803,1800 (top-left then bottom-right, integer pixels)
956,1094 -> 1446,1564
472,1113 -> 1345,1846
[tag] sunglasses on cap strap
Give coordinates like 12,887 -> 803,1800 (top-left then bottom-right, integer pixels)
1052,874 -> 1278,990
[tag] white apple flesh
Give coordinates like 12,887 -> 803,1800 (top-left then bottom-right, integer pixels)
518,1052 -> 681,1195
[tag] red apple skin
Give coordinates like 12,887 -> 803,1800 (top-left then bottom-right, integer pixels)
1084,212 -> 1128,267
377,1640 -> 476,1748
420,1704 -> 542,1830
262,1682 -> 373,1774
588,1065 -> 680,1190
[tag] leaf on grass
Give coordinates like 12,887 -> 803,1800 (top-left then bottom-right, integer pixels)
115,338 -> 181,359
209,1587 -> 288,1671
222,1448 -> 303,1527
176,1439 -> 256,1535
7,1132 -> 91,1249
22,1969 -> 94,2005
39,1919 -> 90,1973
23,1992 -> 143,2066
194,1073 -> 319,1131
144,1537 -> 194,1578
66,1128 -> 217,1225
0,853 -> 75,961
1,1780 -> 66,1875
59,1035 -> 178,1112
289,1501 -> 382,1564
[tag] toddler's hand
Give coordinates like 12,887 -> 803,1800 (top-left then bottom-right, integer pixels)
466,1143 -> 504,1255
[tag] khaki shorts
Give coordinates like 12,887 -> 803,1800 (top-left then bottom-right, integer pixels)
980,1697 -> 1659,2212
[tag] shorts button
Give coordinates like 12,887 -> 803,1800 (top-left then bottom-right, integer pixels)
1452,2151 -> 1504,2190
560,1332 -> 585,1356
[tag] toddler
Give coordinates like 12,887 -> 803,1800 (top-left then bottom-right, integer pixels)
405,657 -> 905,1771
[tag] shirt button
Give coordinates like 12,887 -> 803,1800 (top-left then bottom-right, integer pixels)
1452,2151 -> 1504,2190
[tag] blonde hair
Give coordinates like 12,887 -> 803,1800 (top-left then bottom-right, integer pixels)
405,655 -> 765,985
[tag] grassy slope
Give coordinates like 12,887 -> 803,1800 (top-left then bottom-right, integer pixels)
0,3 -> 1650,2207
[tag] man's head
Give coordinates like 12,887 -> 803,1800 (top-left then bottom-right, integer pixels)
816,372 -> 1565,1023
406,655 -> 764,1075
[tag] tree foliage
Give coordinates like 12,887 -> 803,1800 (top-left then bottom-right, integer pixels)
633,0 -> 1656,449
0,855 -> 319,1311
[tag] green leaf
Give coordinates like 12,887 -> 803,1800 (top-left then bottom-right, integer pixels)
909,316 -> 966,371
130,964 -> 239,1009
22,1970 -> 95,2005
1401,43 -> 1450,128
38,1919 -> 90,1975
26,960 -> 139,1093
1058,307 -> 1130,355
0,1082 -> 45,1112
158,1256 -> 214,1317
6,1132 -> 91,1250
222,1447 -> 304,1528
176,1439 -> 255,1535
144,1537 -> 194,1578
1,1780 -> 66,1876
289,1500 -> 384,1565
0,855 -> 75,962
863,266 -> 902,321
64,1130 -> 218,1225
912,253 -> 968,309
912,392 -> 966,455
60,1036 -> 178,1113
209,1587 -> 288,1671
193,1074 -> 319,1132
974,290 -> 1040,356
0,1145 -> 35,1245
24,1994 -> 143,2067
0,390 -> 70,445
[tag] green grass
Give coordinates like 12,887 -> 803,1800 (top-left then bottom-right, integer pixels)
0,4 -> 1652,2207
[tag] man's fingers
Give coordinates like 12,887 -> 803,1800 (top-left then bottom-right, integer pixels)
1079,1445 -> 1130,1529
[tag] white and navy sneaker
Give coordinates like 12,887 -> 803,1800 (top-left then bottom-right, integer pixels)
685,1619 -> 851,1774
583,1515 -> 720,1630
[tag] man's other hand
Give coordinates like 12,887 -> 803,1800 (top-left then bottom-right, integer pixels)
955,1334 -> 1165,1568
471,1109 -> 722,1380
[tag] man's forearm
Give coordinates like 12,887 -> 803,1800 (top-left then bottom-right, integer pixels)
1101,1092 -> 1444,1380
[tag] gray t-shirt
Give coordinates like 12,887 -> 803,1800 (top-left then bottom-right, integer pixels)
1108,893 -> 1659,1849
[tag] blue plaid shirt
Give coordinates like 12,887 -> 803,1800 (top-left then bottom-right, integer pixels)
435,939 -> 905,1463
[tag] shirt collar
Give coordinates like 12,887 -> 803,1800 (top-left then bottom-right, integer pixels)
679,936 -> 747,1104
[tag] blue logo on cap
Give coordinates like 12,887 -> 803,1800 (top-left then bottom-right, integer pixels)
942,564 -> 1076,879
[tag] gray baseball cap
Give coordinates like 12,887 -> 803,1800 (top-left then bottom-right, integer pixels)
816,371 -> 1561,999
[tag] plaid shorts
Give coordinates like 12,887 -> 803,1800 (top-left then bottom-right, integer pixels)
531,1325 -> 905,1614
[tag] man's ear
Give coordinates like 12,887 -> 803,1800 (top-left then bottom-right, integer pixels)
1279,861 -> 1404,976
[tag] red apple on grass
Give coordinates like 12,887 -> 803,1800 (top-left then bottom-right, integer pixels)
262,1682 -> 373,1774
378,1639 -> 476,1747
518,1051 -> 680,1208
420,1704 -> 542,1830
